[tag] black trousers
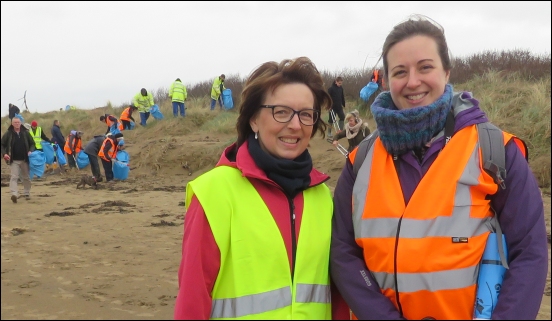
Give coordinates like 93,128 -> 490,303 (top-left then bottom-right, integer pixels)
86,152 -> 102,179
328,107 -> 345,123
121,120 -> 132,130
101,158 -> 114,181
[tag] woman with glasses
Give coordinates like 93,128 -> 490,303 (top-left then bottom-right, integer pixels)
174,57 -> 348,320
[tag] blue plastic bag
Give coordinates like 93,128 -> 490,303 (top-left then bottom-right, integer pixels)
76,150 -> 90,169
113,150 -> 130,180
150,104 -> 164,120
54,143 -> 67,166
29,150 -> 46,180
42,142 -> 55,165
222,88 -> 234,110
360,82 -> 379,102
15,113 -> 24,123
109,123 -> 121,136
474,232 -> 508,320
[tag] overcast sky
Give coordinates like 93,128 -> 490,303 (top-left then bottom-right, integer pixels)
1,1 -> 550,116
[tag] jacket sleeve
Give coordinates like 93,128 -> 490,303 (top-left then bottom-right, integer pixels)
330,160 -> 406,320
174,195 -> 220,320
41,130 -> 51,143
489,139 -> 548,320
0,132 -> 8,156
333,130 -> 346,142
341,91 -> 346,107
26,132 -> 35,152
169,83 -> 174,97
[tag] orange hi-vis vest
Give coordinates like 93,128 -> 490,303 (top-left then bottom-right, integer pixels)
98,137 -> 118,162
349,124 -> 523,320
64,134 -> 82,155
373,70 -> 379,83
120,108 -> 132,121
105,115 -> 117,128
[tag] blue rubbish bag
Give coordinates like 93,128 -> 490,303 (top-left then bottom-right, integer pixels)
15,113 -> 24,123
54,143 -> 67,166
360,82 -> 379,102
29,150 -> 46,180
474,232 -> 509,320
42,142 -> 55,165
113,150 -> 130,180
150,104 -> 164,120
76,150 -> 90,169
222,88 -> 234,110
109,123 -> 121,136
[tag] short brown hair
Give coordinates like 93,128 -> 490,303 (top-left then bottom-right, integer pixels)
235,57 -> 331,147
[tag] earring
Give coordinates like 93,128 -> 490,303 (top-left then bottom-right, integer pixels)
254,132 -> 258,140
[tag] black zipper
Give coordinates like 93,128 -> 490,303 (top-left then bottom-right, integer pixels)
289,198 -> 297,281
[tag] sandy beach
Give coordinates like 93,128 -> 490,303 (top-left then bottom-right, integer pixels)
1,132 -> 550,320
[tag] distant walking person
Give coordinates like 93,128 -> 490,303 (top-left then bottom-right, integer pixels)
210,74 -> 225,110
98,133 -> 124,182
119,105 -> 138,130
1,117 -> 35,203
327,76 -> 346,138
8,103 -> 20,121
83,135 -> 107,182
169,78 -> 188,117
133,88 -> 155,126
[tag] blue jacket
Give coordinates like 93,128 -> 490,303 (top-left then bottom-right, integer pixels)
51,124 -> 65,148
330,91 -> 548,320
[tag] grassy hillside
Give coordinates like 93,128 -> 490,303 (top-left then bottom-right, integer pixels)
2,51 -> 550,191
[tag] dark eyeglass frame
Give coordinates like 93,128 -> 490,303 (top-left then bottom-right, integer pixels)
260,105 -> 319,126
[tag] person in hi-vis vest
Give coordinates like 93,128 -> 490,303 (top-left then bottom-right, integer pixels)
174,57 -> 349,320
330,15 -> 548,320
29,120 -> 51,152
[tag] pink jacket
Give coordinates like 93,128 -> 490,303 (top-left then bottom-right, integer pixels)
174,139 -> 349,319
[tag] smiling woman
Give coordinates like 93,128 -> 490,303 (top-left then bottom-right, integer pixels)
330,14 -> 549,321
174,56 -> 349,320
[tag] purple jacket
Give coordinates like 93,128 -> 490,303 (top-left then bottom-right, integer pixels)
330,92 -> 548,320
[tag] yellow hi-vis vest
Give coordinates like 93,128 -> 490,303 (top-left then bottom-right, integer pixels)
185,165 -> 333,320
30,126 -> 43,149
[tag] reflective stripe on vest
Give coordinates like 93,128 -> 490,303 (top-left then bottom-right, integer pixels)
171,82 -> 186,102
351,125 -> 502,320
30,127 -> 42,149
186,166 -> 332,320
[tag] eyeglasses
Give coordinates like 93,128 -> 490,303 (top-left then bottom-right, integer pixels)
260,105 -> 319,126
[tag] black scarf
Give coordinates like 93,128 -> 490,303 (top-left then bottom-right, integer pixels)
247,134 -> 312,198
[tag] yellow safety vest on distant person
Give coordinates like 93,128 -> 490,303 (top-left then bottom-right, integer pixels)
210,77 -> 225,100
30,126 -> 43,150
186,166 -> 333,320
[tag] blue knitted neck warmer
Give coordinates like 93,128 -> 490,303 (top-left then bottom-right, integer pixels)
370,84 -> 453,155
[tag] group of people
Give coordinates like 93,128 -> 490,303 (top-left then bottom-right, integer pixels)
1,107 -> 130,202
174,15 -> 548,320
131,74 -> 227,123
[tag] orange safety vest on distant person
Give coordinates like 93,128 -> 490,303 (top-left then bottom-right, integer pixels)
120,108 -> 132,121
105,115 -> 117,128
98,137 -> 118,162
349,125 -> 522,320
64,134 -> 82,155
373,70 -> 379,83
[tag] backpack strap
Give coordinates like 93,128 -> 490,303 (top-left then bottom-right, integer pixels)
352,129 -> 379,177
476,122 -> 507,190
